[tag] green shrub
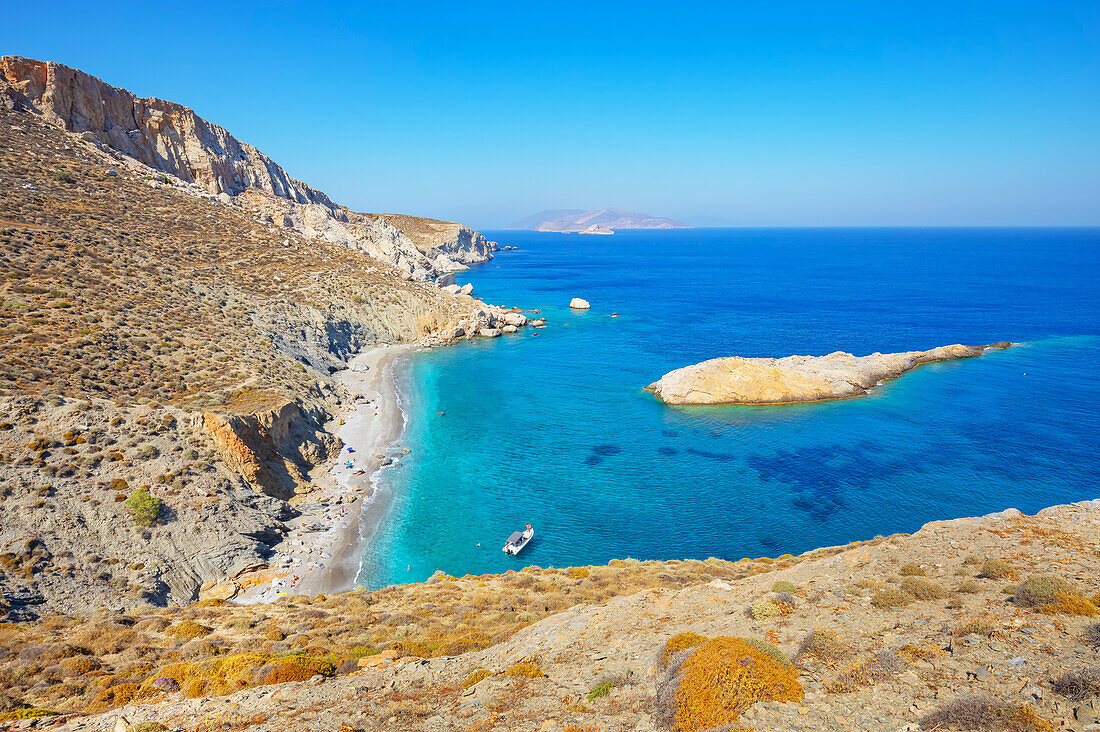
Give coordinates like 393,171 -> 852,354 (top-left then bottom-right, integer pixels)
1015,576 -> 1075,608
871,588 -> 916,609
981,559 -> 1012,579
462,669 -> 491,688
901,577 -> 951,600
587,679 -> 613,701
772,580 -> 797,594
125,487 -> 161,526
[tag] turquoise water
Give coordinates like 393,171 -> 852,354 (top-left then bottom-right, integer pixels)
357,228 -> 1100,588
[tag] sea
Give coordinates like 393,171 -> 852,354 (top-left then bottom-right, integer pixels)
355,227 -> 1100,589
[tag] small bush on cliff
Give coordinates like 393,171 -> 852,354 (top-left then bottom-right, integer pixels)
1052,667 -> 1100,701
871,588 -> 916,609
1041,592 -> 1099,617
1015,576 -> 1076,608
920,694 -> 1053,731
899,563 -> 926,577
660,632 -> 709,668
901,577 -> 951,600
796,628 -> 854,663
772,580 -> 798,594
1085,623 -> 1100,649
166,621 -> 211,640
981,559 -> 1013,580
124,487 -> 161,526
462,669 -> 491,688
668,637 -> 803,732
504,661 -> 544,678
826,650 -> 905,693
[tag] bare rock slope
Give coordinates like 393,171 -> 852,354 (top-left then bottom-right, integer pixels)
647,342 -> 1013,405
0,55 -> 495,279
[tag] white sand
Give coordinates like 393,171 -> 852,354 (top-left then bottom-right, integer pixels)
238,344 -> 412,603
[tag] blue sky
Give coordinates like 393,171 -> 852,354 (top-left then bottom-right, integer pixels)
4,1 -> 1099,228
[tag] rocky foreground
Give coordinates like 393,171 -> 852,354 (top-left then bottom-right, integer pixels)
1,501 -> 1096,731
646,343 -> 1013,406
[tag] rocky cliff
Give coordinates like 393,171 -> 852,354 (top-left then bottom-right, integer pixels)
0,84 -> 519,612
646,342 -> 1013,405
0,55 -> 497,279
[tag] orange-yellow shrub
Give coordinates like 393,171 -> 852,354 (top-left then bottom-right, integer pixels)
1040,592 -> 1099,617
674,637 -> 803,732
662,632 -> 709,666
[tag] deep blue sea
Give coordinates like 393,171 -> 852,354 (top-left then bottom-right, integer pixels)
356,228 -> 1100,589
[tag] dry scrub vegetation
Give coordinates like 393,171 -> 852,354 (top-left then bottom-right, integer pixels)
0,109 -> 462,411
0,544 -> 881,718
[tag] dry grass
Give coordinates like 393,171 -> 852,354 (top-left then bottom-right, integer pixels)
796,628 -> 855,663
920,694 -> 1053,731
825,650 -> 904,693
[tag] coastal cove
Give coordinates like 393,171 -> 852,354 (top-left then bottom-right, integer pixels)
352,228 -> 1100,589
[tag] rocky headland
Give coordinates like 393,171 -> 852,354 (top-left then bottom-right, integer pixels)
646,342 -> 1013,406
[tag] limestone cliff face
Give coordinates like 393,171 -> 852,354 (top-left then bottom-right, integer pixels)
198,403 -> 338,501
0,55 -> 497,279
646,342 -> 1012,405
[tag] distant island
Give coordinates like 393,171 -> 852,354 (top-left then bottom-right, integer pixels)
506,207 -> 688,233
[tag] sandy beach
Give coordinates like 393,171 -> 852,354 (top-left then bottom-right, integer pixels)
238,344 -> 412,602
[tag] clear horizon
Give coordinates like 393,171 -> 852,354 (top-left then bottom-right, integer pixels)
4,1 -> 1099,229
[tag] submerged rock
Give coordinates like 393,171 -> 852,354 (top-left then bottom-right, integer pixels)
646,343 -> 1012,405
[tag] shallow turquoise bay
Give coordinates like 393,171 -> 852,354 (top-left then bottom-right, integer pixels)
357,228 -> 1100,588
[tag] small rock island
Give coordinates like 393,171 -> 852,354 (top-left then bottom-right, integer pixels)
646,342 -> 1013,405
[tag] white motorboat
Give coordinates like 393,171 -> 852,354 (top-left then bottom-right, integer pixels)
503,524 -> 534,555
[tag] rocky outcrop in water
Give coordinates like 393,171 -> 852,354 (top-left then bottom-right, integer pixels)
0,55 -> 497,279
646,342 -> 1012,405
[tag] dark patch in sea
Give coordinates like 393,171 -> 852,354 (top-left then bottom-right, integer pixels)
746,441 -> 912,522
662,430 -> 679,438
685,447 -> 735,462
657,447 -> 678,456
584,444 -> 623,465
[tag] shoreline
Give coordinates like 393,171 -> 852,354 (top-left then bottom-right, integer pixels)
238,344 -> 413,602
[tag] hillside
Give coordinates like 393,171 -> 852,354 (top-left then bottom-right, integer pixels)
0,70 -> 520,615
1,502 -> 1097,730
507,208 -> 688,232
0,56 -> 497,280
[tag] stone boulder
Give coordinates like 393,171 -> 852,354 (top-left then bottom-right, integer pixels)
479,328 -> 502,338
569,298 -> 591,309
502,325 -> 518,334
503,312 -> 527,327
